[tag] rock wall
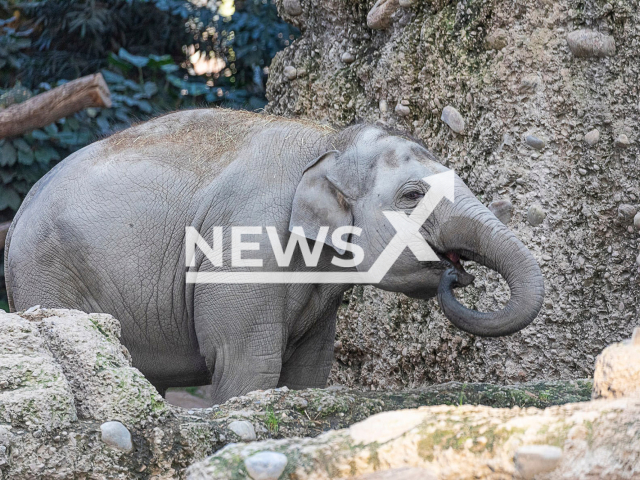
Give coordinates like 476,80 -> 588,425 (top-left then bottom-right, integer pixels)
266,0 -> 640,388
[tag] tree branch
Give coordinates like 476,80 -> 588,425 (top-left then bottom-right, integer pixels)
0,73 -> 111,139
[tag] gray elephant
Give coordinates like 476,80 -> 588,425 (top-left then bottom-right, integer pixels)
4,109 -> 544,402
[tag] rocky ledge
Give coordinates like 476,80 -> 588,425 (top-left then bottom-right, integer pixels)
0,308 -> 637,479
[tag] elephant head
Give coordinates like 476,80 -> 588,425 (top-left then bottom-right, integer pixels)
290,125 -> 544,337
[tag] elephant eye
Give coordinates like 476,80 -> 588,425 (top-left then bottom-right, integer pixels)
404,190 -> 424,201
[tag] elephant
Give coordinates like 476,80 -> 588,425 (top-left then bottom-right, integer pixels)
4,109 -> 544,402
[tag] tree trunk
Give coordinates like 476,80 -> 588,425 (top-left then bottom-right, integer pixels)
0,73 -> 111,139
266,0 -> 640,388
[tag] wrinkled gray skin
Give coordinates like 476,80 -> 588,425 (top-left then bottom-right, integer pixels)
5,109 -> 544,402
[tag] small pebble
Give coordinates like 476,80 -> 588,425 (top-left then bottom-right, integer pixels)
341,52 -> 355,64
567,29 -> 615,58
485,28 -> 508,50
398,0 -> 412,6
488,199 -> 513,225
617,204 -> 637,224
441,105 -> 465,133
367,0 -> 400,30
244,451 -> 288,480
283,66 -> 297,81
379,99 -> 388,113
525,134 -> 546,150
228,420 -> 256,442
514,445 -> 562,480
634,212 -> 640,231
614,133 -> 630,149
100,421 -> 133,452
283,0 -> 302,16
578,168 -> 587,175
395,104 -> 410,117
584,129 -> 600,146
527,204 -> 546,227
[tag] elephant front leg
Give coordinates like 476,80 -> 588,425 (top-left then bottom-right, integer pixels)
194,285 -> 285,404
278,313 -> 337,390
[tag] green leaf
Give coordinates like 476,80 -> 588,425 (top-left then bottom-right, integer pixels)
148,54 -> 174,67
0,169 -> 15,183
107,53 -> 132,72
0,187 -> 21,211
35,147 -> 60,164
143,82 -> 158,97
97,116 -> 110,132
55,132 -> 81,146
30,129 -> 50,140
160,64 -> 180,73
101,69 -> 126,84
118,48 -> 149,68
44,123 -> 58,135
12,138 -> 31,152
66,117 -> 80,130
0,143 -> 17,167
17,149 -> 34,165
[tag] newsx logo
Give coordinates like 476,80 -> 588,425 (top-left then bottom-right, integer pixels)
185,170 -> 455,284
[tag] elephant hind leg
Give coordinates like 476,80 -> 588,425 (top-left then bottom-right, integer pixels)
207,342 -> 283,403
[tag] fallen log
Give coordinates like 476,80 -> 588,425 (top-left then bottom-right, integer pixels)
0,221 -> 10,251
0,73 -> 111,139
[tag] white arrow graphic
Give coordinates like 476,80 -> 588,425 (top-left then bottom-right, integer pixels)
186,170 -> 455,284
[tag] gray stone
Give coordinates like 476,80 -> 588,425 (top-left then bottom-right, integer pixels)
527,204 -> 546,227
100,421 -> 133,452
485,28 -> 508,50
379,99 -> 388,113
578,168 -> 587,175
283,66 -> 297,81
488,199 -> 513,225
244,451 -> 288,480
228,420 -> 256,441
341,52 -> 355,64
567,29 -> 616,58
525,134 -> 546,150
514,445 -> 562,480
614,133 -> 630,149
398,0 -> 412,7
283,0 -> 302,16
617,204 -> 637,224
441,105 -> 465,133
395,104 -> 410,117
634,212 -> 640,231
584,129 -> 600,146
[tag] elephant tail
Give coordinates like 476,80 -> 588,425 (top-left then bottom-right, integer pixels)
4,216 -> 16,312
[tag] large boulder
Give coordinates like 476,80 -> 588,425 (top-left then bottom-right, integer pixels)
187,392 -> 640,479
593,327 -> 640,399
267,0 -> 640,389
0,308 -> 594,479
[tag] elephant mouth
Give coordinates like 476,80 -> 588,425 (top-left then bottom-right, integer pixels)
439,250 -> 475,288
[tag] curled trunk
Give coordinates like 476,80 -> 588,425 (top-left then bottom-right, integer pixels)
432,186 -> 545,337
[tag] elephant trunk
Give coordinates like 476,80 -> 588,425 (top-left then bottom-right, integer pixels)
431,185 -> 544,337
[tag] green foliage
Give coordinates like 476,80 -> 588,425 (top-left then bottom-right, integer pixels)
0,0 -> 298,306
264,406 -> 279,435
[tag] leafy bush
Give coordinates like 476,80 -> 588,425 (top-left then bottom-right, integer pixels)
0,0 -> 298,309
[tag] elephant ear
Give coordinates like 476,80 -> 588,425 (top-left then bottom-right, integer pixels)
289,150 -> 353,255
